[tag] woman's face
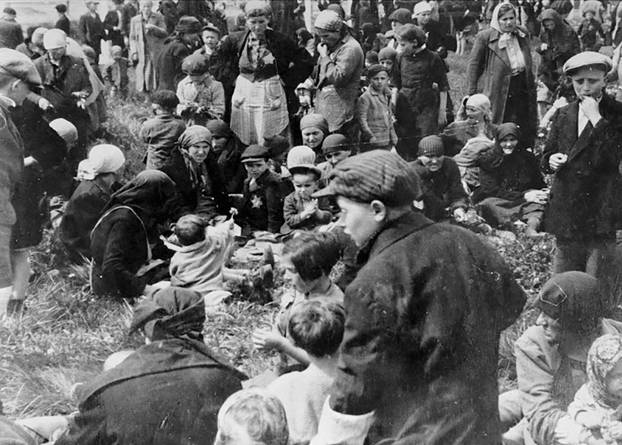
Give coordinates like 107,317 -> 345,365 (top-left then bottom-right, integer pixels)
317,29 -> 341,51
281,254 -> 310,293
188,141 -> 210,163
500,135 -> 518,155
246,15 -> 269,38
301,127 -> 324,149
498,10 -> 517,33
465,104 -> 484,122
536,312 -> 562,344
542,19 -> 555,31
202,30 -> 219,50
418,155 -> 444,172
606,359 -> 622,399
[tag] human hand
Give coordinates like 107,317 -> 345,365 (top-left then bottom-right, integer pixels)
540,43 -> 548,51
317,42 -> 329,58
524,189 -> 548,205
233,96 -> 245,108
38,97 -> 53,111
301,199 -> 318,218
549,153 -> 568,171
252,329 -> 283,351
269,98 -> 281,110
453,207 -> 466,222
580,95 -> 602,125
577,411 -> 604,430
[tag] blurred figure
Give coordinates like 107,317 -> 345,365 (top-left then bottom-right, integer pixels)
0,7 -> 23,49
55,4 -> 71,35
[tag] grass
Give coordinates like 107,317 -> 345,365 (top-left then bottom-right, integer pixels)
0,50 -> 552,418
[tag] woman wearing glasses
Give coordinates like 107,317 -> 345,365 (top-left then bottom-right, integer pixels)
499,271 -> 621,445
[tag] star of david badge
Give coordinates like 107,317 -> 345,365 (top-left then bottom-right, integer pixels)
251,195 -> 263,208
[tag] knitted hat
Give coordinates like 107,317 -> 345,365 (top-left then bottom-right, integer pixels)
43,28 -> 67,50
366,64 -> 388,80
314,150 -> 421,206
417,135 -> 444,157
300,113 -> 329,134
314,10 -> 343,32
388,8 -> 412,24
322,134 -> 350,154
287,145 -> 321,177
241,144 -> 270,162
182,54 -> 209,75
378,46 -> 397,62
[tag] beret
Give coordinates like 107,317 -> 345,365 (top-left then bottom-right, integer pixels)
0,48 -> 41,86
314,10 -> 343,32
241,144 -> 270,161
418,135 -> 444,157
322,133 -> 350,154
388,8 -> 412,24
314,150 -> 421,206
563,51 -> 612,75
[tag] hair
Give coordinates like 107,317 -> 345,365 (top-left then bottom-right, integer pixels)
245,0 -> 271,18
395,23 -> 422,44
151,89 -> 179,109
288,299 -> 345,357
174,214 -> 206,246
498,3 -> 516,19
215,388 -> 288,445
282,232 -> 341,282
291,169 -> 321,183
55,4 -> 67,13
3,7 -> 16,16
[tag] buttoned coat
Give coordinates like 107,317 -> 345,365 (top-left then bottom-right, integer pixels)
129,13 -> 167,92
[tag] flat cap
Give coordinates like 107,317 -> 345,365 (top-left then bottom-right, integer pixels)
563,51 -> 612,75
322,133 -> 350,154
388,8 -> 412,24
241,144 -> 270,162
313,150 -> 421,206
0,49 -> 42,86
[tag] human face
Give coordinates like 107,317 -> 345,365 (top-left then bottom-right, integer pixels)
292,173 -> 318,199
585,11 -> 594,20
500,135 -> 518,155
187,141 -> 210,163
336,196 -> 383,246
87,1 -> 99,13
48,46 -> 66,61
498,10 -> 517,33
571,68 -> 606,100
301,127 -> 324,150
140,0 -> 152,16
416,11 -> 431,26
212,135 -> 228,152
243,159 -> 268,178
542,19 -> 555,31
325,150 -> 350,167
246,15 -> 269,38
418,155 -> 444,172
202,30 -> 219,50
391,21 -> 404,33
396,37 -> 415,54
281,254 -> 310,294
465,104 -> 484,122
370,70 -> 389,91
606,359 -> 622,400
316,29 -> 341,51
536,312 -> 562,344
380,59 -> 393,72
189,73 -> 205,84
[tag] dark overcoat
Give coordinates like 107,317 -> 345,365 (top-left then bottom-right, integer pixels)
330,211 -> 526,444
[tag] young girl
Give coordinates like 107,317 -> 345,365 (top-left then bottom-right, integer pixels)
176,53 -> 225,125
567,334 -> 622,444
252,232 -> 343,372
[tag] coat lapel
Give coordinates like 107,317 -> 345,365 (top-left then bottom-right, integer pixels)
487,29 -> 511,68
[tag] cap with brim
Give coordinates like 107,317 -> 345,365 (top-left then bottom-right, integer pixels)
241,144 -> 270,162
202,23 -> 220,35
563,51 -> 612,75
322,134 -> 350,154
388,8 -> 412,24
0,48 -> 42,86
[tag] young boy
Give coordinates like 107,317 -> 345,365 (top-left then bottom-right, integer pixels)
105,45 -> 129,98
282,146 -> 332,233
267,299 -> 345,445
357,64 -> 397,152
378,46 -> 397,84
578,8 -> 605,51
317,133 -> 351,186
311,150 -> 525,444
237,144 -> 285,234
139,89 -> 186,169
176,53 -> 225,125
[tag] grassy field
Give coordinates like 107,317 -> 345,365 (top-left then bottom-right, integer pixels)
0,51 -> 550,418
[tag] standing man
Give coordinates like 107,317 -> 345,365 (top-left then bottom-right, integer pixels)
541,52 -> 622,282
104,0 -> 126,50
129,0 -> 167,93
311,150 -> 526,444
54,4 -> 71,35
314,10 -> 364,142
78,0 -> 105,62
0,49 -> 42,315
0,8 -> 24,49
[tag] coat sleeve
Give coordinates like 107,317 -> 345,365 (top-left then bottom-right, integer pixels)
78,15 -> 88,44
55,395 -> 108,445
209,81 -> 225,119
445,160 -> 468,210
283,193 -> 305,228
356,94 -> 373,140
466,32 -> 487,95
321,45 -> 363,88
265,181 -> 284,233
540,108 -> 563,174
149,15 -> 168,38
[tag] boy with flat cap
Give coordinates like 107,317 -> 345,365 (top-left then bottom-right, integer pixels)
541,51 -> 622,282
0,49 -> 41,315
311,150 -> 525,445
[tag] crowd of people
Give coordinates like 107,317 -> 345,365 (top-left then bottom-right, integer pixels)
1,0 -> 622,444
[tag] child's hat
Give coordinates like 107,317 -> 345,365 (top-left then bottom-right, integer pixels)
322,134 -> 350,154
241,144 -> 270,162
287,145 -> 321,177
365,50 -> 379,64
388,8 -> 412,24
563,51 -> 612,75
366,64 -> 388,79
378,46 -> 397,61
418,135 -> 444,157
313,150 -> 421,206
264,135 -> 289,159
182,54 -> 209,75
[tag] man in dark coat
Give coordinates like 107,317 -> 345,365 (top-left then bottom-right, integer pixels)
103,0 -> 126,49
55,287 -> 246,445
541,51 -> 622,282
78,1 -> 105,62
312,150 -> 526,445
0,8 -> 23,49
55,4 -> 71,35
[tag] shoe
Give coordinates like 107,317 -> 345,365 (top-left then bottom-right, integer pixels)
263,245 -> 275,268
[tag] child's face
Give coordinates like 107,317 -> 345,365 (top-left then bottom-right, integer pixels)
418,155 -> 444,172
325,150 -> 350,167
202,30 -> 219,49
188,141 -> 210,163
370,70 -> 389,91
396,37 -> 416,54
606,359 -> 622,399
536,312 -> 562,344
244,159 -> 269,178
281,254 -> 316,293
416,11 -> 431,25
542,19 -> 555,31
585,11 -> 595,20
380,59 -> 393,72
292,173 -> 319,199
571,68 -> 606,100
189,73 -> 206,84
212,135 -> 228,153
336,196 -> 383,247
500,136 -> 518,155
301,127 -> 324,149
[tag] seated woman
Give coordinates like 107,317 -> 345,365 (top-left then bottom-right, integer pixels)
90,170 -> 178,299
60,144 -> 125,262
55,287 -> 246,445
473,123 -> 548,237
499,272 -> 621,445
160,125 -> 230,221
205,119 -> 246,194
441,94 -> 497,157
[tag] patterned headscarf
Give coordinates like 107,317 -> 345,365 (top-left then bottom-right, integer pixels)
587,334 -> 622,409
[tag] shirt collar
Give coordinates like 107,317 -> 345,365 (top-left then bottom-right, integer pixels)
0,95 -> 16,108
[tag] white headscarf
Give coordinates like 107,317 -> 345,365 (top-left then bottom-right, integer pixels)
77,144 -> 125,180
490,2 -> 526,72
490,1 -> 526,47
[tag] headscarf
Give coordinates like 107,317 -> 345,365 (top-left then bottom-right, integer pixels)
107,170 -> 177,221
130,286 -> 205,342
536,271 -> 602,335
49,118 -> 78,145
496,123 -> 521,142
587,334 -> 622,409
539,9 -> 578,55
76,144 -> 125,180
314,10 -> 343,32
300,113 -> 329,133
178,125 -> 213,150
490,2 -> 526,48
205,119 -> 231,139
465,94 -> 493,122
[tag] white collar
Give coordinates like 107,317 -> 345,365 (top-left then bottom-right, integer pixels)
0,95 -> 16,108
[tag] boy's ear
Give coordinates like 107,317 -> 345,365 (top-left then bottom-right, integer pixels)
370,200 -> 387,221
